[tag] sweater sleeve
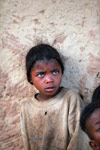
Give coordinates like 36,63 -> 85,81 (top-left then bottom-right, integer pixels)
67,91 -> 91,150
20,103 -> 30,150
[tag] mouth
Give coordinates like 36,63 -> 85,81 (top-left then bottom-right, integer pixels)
45,87 -> 56,92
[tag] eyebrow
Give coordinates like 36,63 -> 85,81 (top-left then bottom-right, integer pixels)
94,120 -> 100,125
36,71 -> 46,73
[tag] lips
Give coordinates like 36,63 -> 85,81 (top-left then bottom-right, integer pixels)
45,87 -> 55,92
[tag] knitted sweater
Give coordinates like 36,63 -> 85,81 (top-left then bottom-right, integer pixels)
20,87 -> 91,150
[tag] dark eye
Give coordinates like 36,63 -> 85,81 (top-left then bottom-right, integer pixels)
37,72 -> 44,77
97,127 -> 100,132
52,69 -> 59,75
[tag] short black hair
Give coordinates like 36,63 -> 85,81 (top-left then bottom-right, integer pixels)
26,44 -> 64,84
80,101 -> 100,139
92,85 -> 100,102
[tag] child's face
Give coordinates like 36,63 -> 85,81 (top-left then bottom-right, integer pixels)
30,59 -> 62,101
86,108 -> 100,150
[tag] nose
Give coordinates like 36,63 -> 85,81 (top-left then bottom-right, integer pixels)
44,74 -> 54,83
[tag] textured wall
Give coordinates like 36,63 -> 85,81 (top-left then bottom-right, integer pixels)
0,0 -> 100,149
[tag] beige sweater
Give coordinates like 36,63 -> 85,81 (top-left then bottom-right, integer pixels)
20,88 -> 91,150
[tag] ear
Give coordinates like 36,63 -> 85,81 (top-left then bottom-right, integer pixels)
30,81 -> 33,85
30,80 -> 33,85
89,140 -> 100,150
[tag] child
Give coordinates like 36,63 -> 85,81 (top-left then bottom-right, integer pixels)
20,44 -> 90,150
92,85 -> 100,102
80,101 -> 100,150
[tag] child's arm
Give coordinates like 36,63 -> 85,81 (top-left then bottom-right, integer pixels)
67,92 -> 91,150
20,103 -> 30,150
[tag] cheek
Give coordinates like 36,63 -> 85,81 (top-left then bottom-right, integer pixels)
58,74 -> 62,80
92,132 -> 100,145
55,76 -> 62,84
33,78 -> 44,87
95,134 -> 100,141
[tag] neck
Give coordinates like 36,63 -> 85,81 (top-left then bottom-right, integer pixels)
36,87 -> 62,101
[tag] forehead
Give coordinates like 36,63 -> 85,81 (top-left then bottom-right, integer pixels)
32,59 -> 61,69
90,108 -> 100,120
86,108 -> 100,128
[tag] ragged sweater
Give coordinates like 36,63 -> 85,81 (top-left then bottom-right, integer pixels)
20,87 -> 91,150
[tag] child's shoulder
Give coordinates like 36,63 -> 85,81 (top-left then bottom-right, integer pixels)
20,97 -> 33,109
62,87 -> 84,113
62,87 -> 84,106
62,87 -> 80,98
